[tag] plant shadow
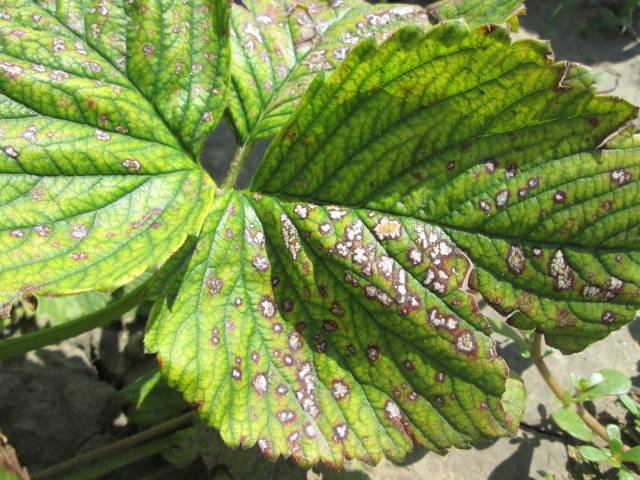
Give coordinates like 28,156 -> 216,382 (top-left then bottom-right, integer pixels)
519,0 -> 640,64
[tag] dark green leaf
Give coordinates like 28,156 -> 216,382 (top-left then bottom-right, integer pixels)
36,291 -> 110,326
118,371 -> 188,428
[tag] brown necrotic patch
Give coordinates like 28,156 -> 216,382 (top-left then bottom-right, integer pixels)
204,271 -> 223,296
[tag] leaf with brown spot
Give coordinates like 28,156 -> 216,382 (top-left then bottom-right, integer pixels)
254,25 -> 640,354
0,0 -> 229,314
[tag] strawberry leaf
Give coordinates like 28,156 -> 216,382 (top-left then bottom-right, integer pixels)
148,190 -> 525,466
228,0 -> 523,141
0,0 -> 227,313
425,0 -> 525,28
254,25 -> 639,354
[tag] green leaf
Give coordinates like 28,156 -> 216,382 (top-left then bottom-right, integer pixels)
148,21 -> 640,468
148,190 -> 524,467
578,445 -> 611,463
576,370 -> 632,401
618,468 -> 637,480
118,371 -> 188,428
620,394 -> 640,417
0,0 -> 228,314
622,446 -> 640,465
228,0 -> 523,141
253,25 -> 640,354
36,291 -> 110,326
607,424 -> 623,458
552,408 -> 592,442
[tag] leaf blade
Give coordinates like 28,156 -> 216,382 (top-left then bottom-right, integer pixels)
0,0 -> 221,312
147,191 -> 524,466
253,24 -> 640,353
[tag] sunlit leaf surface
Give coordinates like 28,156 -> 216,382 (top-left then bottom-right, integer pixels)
228,0 -> 523,141
0,0 -> 229,312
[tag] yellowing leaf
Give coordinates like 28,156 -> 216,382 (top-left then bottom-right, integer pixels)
0,0 -> 228,313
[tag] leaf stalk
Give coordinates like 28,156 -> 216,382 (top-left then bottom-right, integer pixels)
31,412 -> 195,480
221,141 -> 254,190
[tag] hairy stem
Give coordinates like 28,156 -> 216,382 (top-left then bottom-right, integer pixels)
0,281 -> 149,360
222,141 -> 254,190
31,412 -> 195,480
531,333 -> 630,452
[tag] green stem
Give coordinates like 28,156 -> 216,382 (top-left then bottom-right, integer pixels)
0,281 -> 148,360
531,333 -> 630,452
59,433 -> 181,480
221,141 -> 254,190
31,412 -> 195,480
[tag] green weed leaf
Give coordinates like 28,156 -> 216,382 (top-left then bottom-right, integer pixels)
621,446 -> 640,465
228,0 -> 523,141
576,370 -> 632,401
552,408 -> 592,442
578,445 -> 612,463
620,394 -> 640,417
607,424 -> 624,458
0,0 -> 229,313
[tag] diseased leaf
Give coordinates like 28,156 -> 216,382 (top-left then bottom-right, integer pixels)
254,24 -> 639,354
0,0 -> 228,313
27,0 -> 230,157
425,0 -> 524,28
148,189 -> 524,467
228,0 -> 523,141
